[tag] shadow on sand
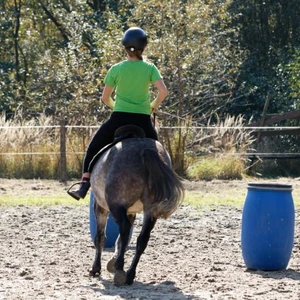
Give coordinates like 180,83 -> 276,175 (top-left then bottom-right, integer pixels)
81,278 -> 193,300
246,268 -> 300,281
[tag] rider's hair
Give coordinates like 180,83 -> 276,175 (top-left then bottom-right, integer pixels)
125,48 -> 143,60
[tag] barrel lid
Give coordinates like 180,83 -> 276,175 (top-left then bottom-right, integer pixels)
248,182 -> 292,191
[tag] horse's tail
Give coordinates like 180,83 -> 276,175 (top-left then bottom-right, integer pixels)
141,148 -> 185,219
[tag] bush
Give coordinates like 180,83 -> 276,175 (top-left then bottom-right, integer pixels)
186,155 -> 245,180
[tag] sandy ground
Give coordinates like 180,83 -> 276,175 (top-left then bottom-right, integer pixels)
0,179 -> 300,300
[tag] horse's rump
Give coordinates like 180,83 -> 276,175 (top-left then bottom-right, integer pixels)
91,138 -> 184,218
89,137 -> 185,285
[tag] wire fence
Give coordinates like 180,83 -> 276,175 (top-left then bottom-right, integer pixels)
1,124 -> 300,181
2,125 -> 300,129
1,124 -> 300,157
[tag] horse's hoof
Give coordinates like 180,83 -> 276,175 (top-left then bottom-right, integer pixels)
126,277 -> 134,285
106,257 -> 116,273
126,270 -> 135,285
89,268 -> 101,277
114,270 -> 127,287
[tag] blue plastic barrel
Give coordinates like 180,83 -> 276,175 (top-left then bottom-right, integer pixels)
89,191 -> 119,248
241,183 -> 294,270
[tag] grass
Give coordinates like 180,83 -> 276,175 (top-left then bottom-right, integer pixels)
184,186 -> 300,209
0,112 -> 256,180
0,191 -> 244,208
2,185 -> 300,209
0,194 -> 89,206
186,156 -> 244,181
183,114 -> 255,181
184,190 -> 246,209
0,112 -> 299,209
0,111 -> 90,179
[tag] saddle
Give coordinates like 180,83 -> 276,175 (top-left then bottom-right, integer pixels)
88,125 -> 146,173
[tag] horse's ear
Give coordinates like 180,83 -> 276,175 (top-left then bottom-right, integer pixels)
114,125 -> 146,139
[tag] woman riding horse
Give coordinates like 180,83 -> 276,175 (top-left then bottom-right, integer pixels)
68,27 -> 168,200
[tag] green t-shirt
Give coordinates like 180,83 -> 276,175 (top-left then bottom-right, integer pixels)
104,60 -> 162,115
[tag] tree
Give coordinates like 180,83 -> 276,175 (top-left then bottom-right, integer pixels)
287,49 -> 300,102
128,0 -> 244,172
226,0 -> 300,119
0,0 -> 126,122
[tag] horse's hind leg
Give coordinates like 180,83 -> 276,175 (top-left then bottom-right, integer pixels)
110,207 -> 133,286
89,204 -> 108,277
107,213 -> 136,274
126,212 -> 157,285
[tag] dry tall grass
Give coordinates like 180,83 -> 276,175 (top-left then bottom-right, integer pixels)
186,115 -> 256,180
190,114 -> 255,155
0,112 -> 254,180
0,112 -> 91,179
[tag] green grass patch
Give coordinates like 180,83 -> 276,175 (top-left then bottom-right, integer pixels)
186,156 -> 244,181
184,187 -> 300,209
1,187 -> 300,210
0,194 -> 89,206
184,190 -> 246,209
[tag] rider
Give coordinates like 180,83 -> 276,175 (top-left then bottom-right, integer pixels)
68,26 -> 168,200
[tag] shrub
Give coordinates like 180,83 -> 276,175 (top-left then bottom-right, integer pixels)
186,155 -> 245,180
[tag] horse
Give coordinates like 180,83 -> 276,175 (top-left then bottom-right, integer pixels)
89,126 -> 185,286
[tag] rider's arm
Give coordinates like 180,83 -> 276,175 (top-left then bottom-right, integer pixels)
102,85 -> 115,109
151,79 -> 168,112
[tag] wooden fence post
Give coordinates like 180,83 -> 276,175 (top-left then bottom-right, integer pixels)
60,119 -> 67,183
256,94 -> 271,147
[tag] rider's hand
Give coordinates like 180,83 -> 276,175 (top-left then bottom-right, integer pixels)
150,100 -> 158,113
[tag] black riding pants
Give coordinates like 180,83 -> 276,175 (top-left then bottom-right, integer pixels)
83,112 -> 158,172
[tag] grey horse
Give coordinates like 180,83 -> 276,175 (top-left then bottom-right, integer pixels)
89,133 -> 184,286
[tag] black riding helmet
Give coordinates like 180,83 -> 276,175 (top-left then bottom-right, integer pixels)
121,27 -> 148,51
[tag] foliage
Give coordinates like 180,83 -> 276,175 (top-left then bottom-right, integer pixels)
225,0 -> 300,119
0,0 -> 125,122
128,0 -> 245,170
0,0 -> 245,121
186,155 -> 244,180
287,49 -> 300,101
0,0 -> 299,176
250,158 -> 300,178
129,0 -> 243,120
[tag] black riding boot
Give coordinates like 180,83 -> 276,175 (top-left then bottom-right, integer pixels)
67,181 -> 91,200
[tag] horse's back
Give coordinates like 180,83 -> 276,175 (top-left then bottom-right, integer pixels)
91,138 -> 171,213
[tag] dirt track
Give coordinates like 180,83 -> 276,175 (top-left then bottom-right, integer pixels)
0,180 -> 300,299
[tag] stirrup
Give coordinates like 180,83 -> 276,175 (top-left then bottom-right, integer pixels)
67,181 -> 91,201
67,182 -> 82,200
